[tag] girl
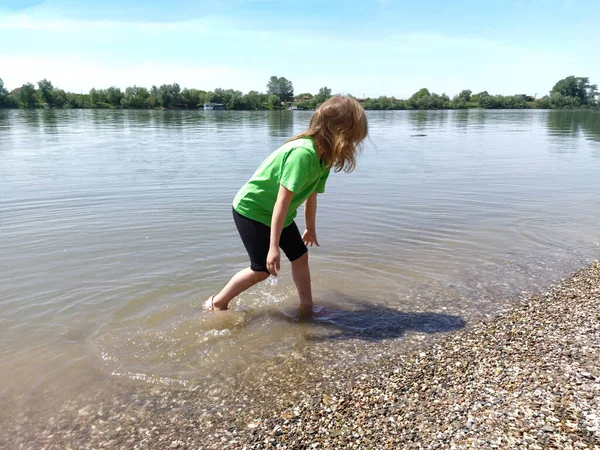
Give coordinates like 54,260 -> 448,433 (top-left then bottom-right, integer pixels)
204,96 -> 368,317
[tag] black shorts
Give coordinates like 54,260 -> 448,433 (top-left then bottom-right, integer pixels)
233,208 -> 308,273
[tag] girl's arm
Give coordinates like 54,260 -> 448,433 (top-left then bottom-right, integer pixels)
303,192 -> 320,246
305,192 -> 317,232
267,184 -> 294,276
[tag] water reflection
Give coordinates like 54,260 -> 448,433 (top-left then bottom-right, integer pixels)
451,110 -> 470,132
0,110 -> 10,131
155,110 -> 186,129
546,110 -> 600,140
545,110 -> 600,155
465,109 -> 488,128
91,109 -> 126,129
267,110 -> 294,137
408,110 -> 449,132
15,109 -> 42,132
547,111 -> 581,137
40,110 -> 59,135
125,109 -> 154,128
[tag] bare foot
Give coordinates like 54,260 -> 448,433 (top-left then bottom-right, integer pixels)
203,295 -> 228,311
310,305 -> 335,320
297,303 -> 313,322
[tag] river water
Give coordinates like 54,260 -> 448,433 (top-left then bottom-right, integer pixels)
1,109 -> 599,413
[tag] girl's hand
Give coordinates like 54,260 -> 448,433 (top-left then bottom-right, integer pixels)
267,246 -> 281,276
302,229 -> 320,247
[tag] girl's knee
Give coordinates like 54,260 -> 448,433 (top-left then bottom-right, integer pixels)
293,252 -> 309,265
253,270 -> 270,281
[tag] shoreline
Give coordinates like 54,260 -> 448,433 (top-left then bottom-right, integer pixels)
2,106 -> 600,112
3,262 -> 599,449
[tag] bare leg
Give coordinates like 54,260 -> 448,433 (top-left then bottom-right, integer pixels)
208,268 -> 269,310
291,252 -> 313,313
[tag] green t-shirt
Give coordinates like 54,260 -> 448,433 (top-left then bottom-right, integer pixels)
233,137 -> 330,227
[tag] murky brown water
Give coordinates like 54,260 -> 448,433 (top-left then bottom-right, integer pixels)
1,109 -> 599,412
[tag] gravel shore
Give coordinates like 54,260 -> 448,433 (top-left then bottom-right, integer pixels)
3,262 -> 599,449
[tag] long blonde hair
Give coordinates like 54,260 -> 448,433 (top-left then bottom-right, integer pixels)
290,95 -> 368,173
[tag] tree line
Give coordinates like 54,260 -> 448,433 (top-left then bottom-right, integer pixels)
356,76 -> 598,111
0,75 -> 597,111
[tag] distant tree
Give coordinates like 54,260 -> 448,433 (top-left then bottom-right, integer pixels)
267,76 -> 294,102
379,96 -> 398,110
450,96 -> 467,109
439,93 -> 450,108
243,90 -> 264,110
3,75 -> 598,111
181,88 -> 206,109
34,80 -> 67,108
407,88 -> 433,109
52,89 -> 67,108
360,96 -> 409,111
149,85 -> 161,107
548,92 -> 580,109
266,76 -> 278,97
122,86 -> 150,108
362,97 -> 381,110
37,79 -> 54,107
105,87 -> 124,108
89,88 -> 109,107
457,89 -> 472,102
224,89 -> 244,110
314,86 -> 332,104
536,96 -> 553,109
158,83 -> 183,108
208,88 -> 244,109
551,76 -> 597,105
205,90 -> 220,104
295,92 -> 313,100
0,78 -> 7,106
479,94 -> 502,109
407,88 -> 432,109
552,76 -> 579,99
17,83 -> 38,108
65,92 -> 89,108
82,93 -> 93,108
89,88 -> 99,105
4,95 -> 18,108
470,91 -> 489,104
66,92 -> 81,108
411,88 -> 431,100
266,94 -> 281,109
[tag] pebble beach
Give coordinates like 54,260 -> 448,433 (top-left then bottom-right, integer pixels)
3,262 -> 599,450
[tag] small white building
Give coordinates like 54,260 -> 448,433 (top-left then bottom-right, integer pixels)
203,103 -> 226,110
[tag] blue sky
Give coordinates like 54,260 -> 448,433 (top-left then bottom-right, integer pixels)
1,0 -> 598,98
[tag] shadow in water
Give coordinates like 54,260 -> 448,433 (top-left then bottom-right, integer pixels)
274,294 -> 465,342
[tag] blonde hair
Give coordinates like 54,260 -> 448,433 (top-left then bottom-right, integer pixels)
290,95 -> 368,173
